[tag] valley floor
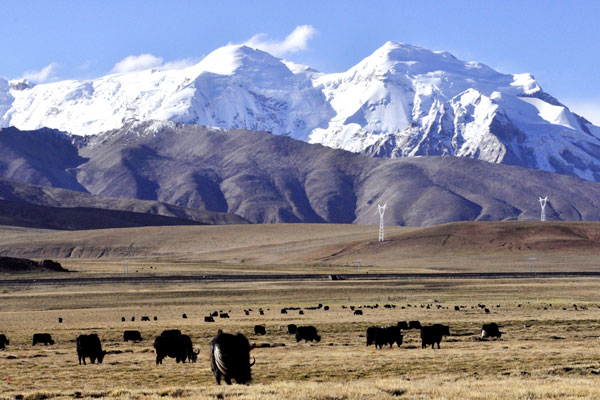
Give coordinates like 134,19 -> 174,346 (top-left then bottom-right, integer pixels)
1,276 -> 600,399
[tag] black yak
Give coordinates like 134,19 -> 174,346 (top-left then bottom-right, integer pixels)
481,323 -> 502,339
154,330 -> 198,364
0,334 -> 9,350
76,334 -> 106,365
295,326 -> 321,343
286,324 -> 297,334
209,330 -> 255,385
123,330 -> 143,342
366,326 -> 402,349
397,321 -> 409,330
408,320 -> 422,329
32,333 -> 54,345
420,324 -> 450,349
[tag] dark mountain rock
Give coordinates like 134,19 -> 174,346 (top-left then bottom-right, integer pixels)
3,122 -> 600,226
0,256 -> 68,273
0,178 -> 247,229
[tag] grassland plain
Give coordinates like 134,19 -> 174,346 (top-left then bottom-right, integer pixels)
2,277 -> 600,399
2,221 -> 600,273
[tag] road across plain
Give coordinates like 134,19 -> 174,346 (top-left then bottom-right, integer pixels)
2,271 -> 600,286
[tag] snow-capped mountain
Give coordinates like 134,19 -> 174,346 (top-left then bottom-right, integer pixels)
1,45 -> 332,141
2,42 -> 600,180
314,42 -> 600,181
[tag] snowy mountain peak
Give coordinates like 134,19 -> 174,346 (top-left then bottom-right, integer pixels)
186,44 -> 289,77
2,42 -> 600,181
355,41 -> 496,79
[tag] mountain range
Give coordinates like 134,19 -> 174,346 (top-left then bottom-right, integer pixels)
2,122 -> 600,227
2,42 -> 600,181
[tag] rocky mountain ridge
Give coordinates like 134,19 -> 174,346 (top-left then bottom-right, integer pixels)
2,42 -> 599,180
2,122 -> 600,226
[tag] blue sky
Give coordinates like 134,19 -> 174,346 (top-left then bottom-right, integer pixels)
3,0 -> 600,123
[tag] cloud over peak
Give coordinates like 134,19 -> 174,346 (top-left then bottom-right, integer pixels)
111,54 -> 163,74
244,25 -> 317,57
110,54 -> 199,74
20,63 -> 59,83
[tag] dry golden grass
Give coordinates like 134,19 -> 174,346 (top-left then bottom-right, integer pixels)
3,221 -> 600,398
2,277 -> 600,399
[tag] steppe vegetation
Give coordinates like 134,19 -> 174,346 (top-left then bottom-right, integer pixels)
2,276 -> 600,399
2,222 -> 600,398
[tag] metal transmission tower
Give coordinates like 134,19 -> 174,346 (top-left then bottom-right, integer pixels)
538,196 -> 548,221
377,204 -> 387,242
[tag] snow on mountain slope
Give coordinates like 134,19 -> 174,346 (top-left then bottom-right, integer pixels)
320,42 -> 600,180
2,41 -> 600,181
2,45 -> 332,140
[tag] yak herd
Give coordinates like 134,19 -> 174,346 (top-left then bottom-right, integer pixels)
0,304 -> 506,385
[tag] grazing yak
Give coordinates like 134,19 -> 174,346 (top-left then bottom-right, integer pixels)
254,325 -> 266,335
408,320 -> 422,330
366,326 -> 403,349
420,324 -> 450,349
295,326 -> 321,343
0,334 -> 9,350
76,334 -> 106,365
286,324 -> 297,335
481,323 -> 502,339
209,330 -> 255,385
205,316 -> 215,322
220,313 -> 230,319
397,321 -> 409,330
123,330 -> 143,342
366,327 -> 378,346
154,329 -> 199,364
353,310 -> 363,315
141,316 -> 150,321
32,333 -> 54,346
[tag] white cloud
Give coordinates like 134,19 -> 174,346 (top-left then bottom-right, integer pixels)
565,99 -> 600,126
20,63 -> 59,83
110,54 -> 200,74
111,54 -> 164,73
161,57 -> 200,70
243,25 -> 318,57
79,59 -> 95,71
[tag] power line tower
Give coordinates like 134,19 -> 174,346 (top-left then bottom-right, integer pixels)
377,204 -> 387,242
538,196 -> 548,221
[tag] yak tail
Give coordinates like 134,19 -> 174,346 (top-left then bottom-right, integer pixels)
213,344 -> 232,377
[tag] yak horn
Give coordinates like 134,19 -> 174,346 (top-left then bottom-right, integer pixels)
249,356 -> 256,367
194,349 -> 200,355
